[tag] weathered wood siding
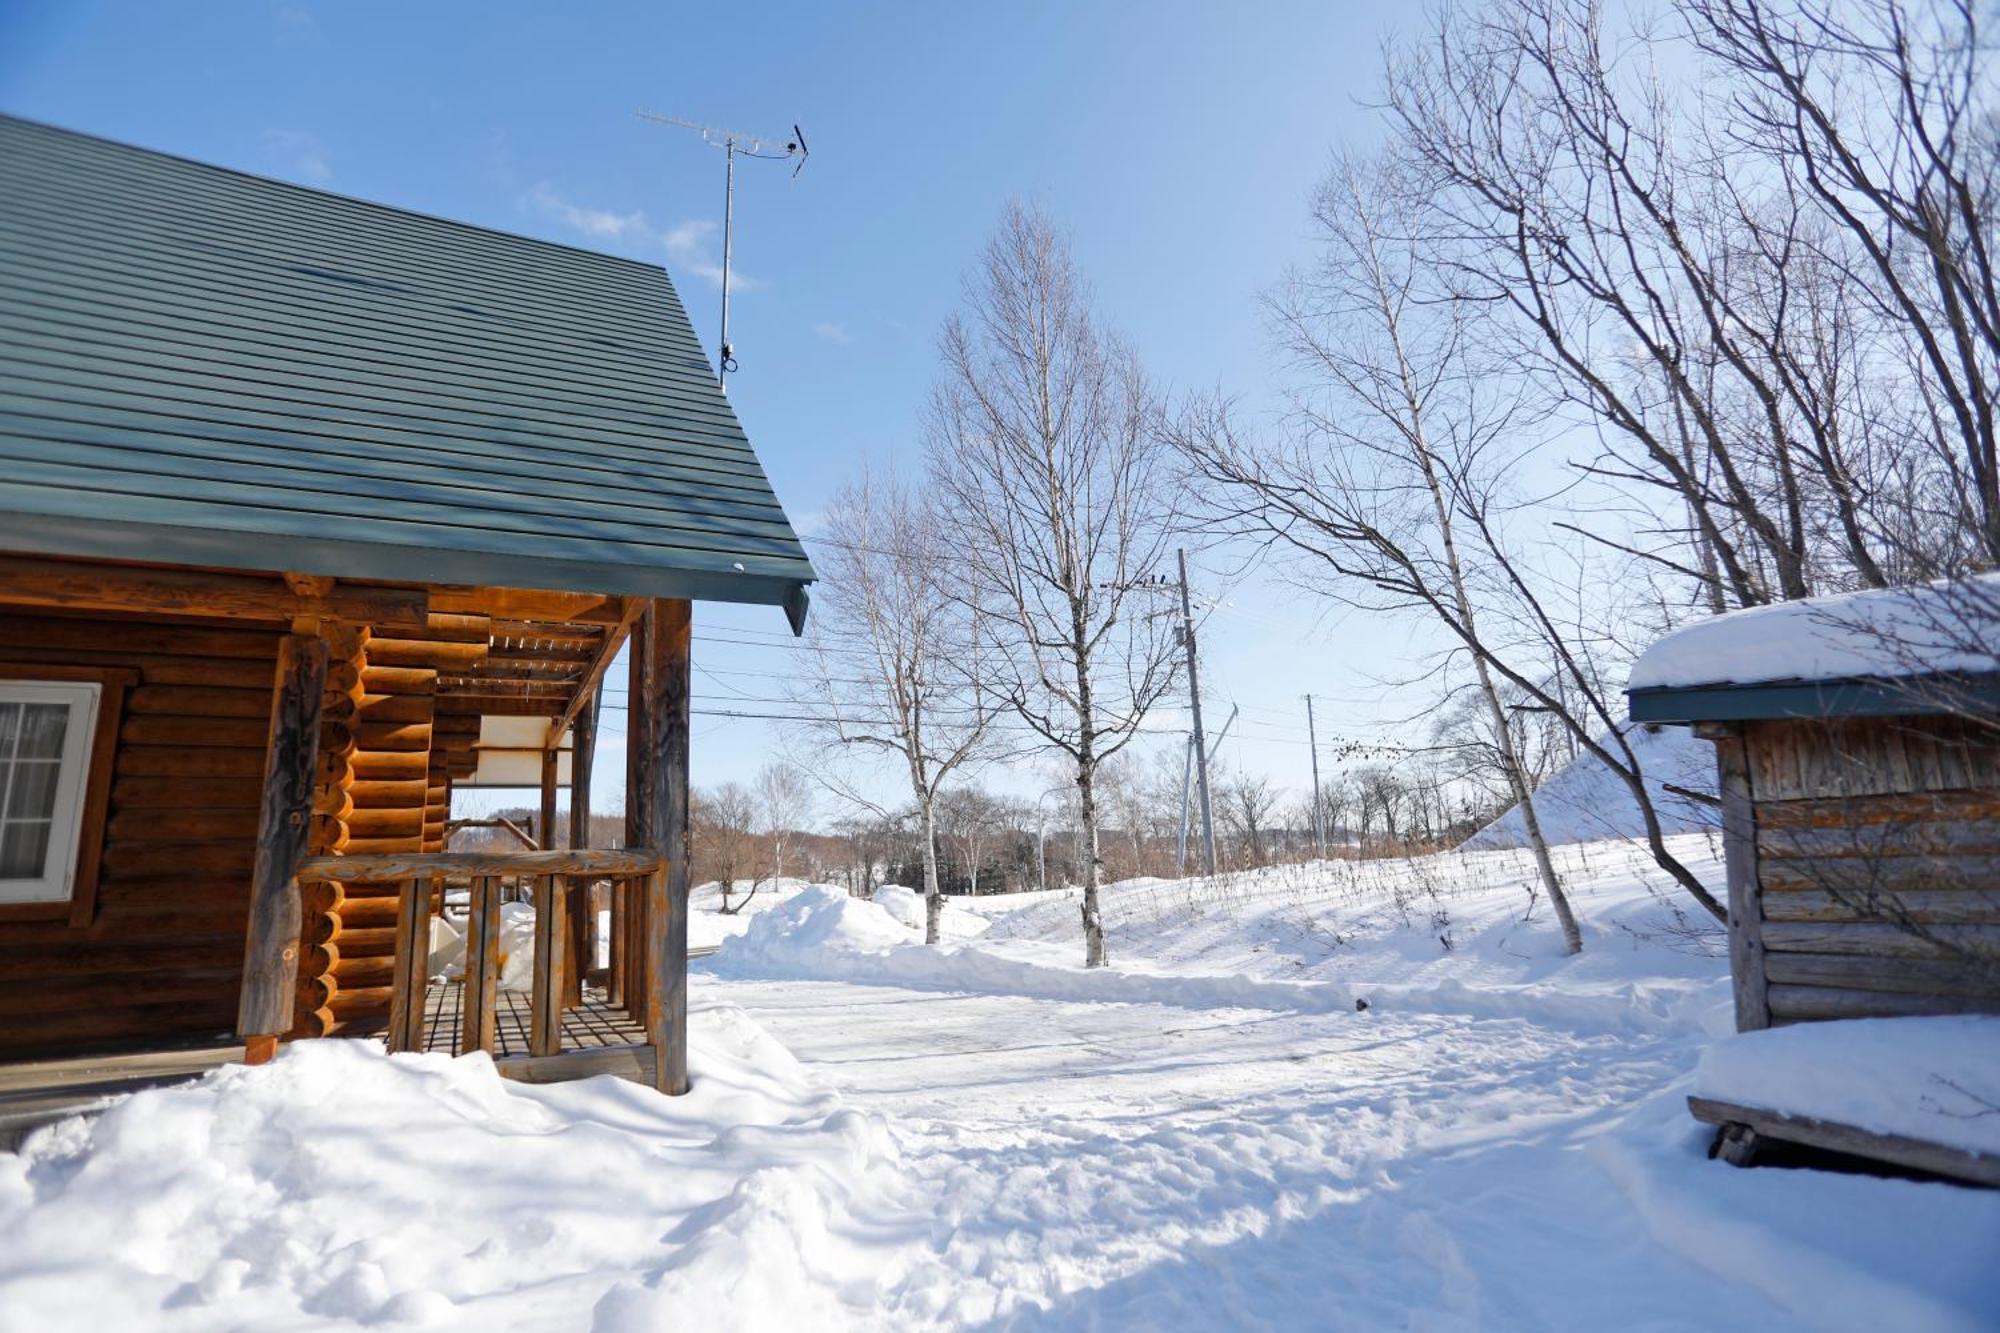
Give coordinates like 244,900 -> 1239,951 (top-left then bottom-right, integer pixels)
0,611 -> 281,1054
1738,716 -> 2000,1026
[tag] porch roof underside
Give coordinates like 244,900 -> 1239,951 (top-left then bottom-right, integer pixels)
0,115 -> 815,625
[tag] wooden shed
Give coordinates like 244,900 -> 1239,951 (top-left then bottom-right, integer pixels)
0,116 -> 814,1132
1627,578 -> 2000,1033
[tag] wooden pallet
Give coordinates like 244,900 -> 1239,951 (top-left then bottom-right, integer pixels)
1690,1095 -> 2000,1187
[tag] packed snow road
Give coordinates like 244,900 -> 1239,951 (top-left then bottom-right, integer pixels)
706,973 -> 1821,1331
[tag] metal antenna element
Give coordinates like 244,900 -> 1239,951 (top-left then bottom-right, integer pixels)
636,111 -> 809,389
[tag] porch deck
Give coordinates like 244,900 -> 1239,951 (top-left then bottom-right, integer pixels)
0,1041 -> 242,1150
419,979 -> 649,1059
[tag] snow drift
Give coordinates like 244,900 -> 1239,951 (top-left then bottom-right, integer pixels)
0,1004 -> 898,1331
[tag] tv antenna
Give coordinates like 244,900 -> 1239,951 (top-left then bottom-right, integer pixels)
636,111 -> 808,389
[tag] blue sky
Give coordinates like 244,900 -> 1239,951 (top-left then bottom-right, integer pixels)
0,1 -> 1429,815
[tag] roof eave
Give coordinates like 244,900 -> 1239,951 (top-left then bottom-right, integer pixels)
1627,673 -> 2000,724
0,513 -> 815,625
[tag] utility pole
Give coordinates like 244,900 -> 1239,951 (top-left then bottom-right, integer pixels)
1177,704 -> 1237,875
1306,694 -> 1326,859
1175,549 -> 1217,876
1174,733 -> 1194,875
635,112 -> 808,390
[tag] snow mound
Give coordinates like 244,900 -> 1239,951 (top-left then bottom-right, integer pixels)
0,1004 -> 898,1330
870,883 -> 928,927
1695,1015 -> 2000,1157
1462,723 -> 1716,850
733,885 -> 916,964
688,878 -> 836,952
870,884 -> 991,940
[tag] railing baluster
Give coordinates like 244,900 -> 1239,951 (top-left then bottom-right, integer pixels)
529,873 -> 566,1056
607,876 -> 626,1005
387,873 -> 433,1054
462,874 -> 500,1056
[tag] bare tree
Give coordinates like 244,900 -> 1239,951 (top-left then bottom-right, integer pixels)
928,202 -> 1181,966
694,782 -> 759,913
936,785 -> 1012,895
1384,0 -> 1996,600
795,470 -> 997,942
1683,0 -> 2000,573
1217,769 -> 1282,868
757,761 -> 815,888
1171,150 -> 1593,947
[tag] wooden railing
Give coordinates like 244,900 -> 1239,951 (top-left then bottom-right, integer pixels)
295,849 -> 667,1080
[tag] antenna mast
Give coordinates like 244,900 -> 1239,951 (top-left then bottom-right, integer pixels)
636,111 -> 808,390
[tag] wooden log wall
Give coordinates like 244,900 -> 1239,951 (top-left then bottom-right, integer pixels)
0,611 -> 281,1055
1738,716 -> 2000,1026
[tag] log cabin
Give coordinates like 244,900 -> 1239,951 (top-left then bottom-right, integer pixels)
0,115 -> 814,1133
1629,578 -> 2000,1183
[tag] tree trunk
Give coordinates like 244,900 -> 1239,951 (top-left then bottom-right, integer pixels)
1475,665 -> 1582,954
920,793 -> 943,946
1076,749 -> 1108,968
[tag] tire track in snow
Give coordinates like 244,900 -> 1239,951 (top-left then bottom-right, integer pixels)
706,977 -> 1787,1330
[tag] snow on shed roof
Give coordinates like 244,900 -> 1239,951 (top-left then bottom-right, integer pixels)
1630,575 -> 2000,691
1627,575 -> 2000,722
0,115 -> 816,625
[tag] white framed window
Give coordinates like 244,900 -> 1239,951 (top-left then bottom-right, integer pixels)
0,681 -> 102,905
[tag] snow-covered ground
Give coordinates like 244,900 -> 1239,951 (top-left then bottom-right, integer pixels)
4,837 -> 1995,1330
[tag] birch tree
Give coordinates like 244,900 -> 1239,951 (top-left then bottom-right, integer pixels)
757,761 -> 813,886
928,203 -> 1180,967
796,470 -> 995,943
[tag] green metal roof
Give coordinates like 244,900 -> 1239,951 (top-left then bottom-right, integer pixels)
0,115 -> 815,627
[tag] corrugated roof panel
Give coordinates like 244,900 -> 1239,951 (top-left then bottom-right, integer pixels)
0,115 -> 816,615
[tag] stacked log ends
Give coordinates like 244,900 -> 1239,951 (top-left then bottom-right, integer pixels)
325,644 -> 442,1034
292,623 -> 366,1038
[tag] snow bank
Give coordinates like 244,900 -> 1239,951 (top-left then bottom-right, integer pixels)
1463,722 -> 1717,850
713,880 -> 1729,1036
1694,1016 -> 2000,1158
0,1003 -> 898,1330
1628,572 -> 2000,690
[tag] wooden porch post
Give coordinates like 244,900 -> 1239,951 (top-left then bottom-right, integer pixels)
644,598 -> 692,1094
623,616 -> 654,1021
567,698 -> 596,1004
238,628 -> 330,1063
538,743 -> 559,851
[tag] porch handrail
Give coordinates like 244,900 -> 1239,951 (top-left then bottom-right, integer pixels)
295,848 -> 663,881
